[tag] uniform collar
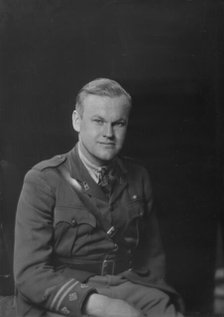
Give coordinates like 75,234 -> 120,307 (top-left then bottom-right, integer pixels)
67,145 -> 108,201
67,144 -> 128,202
77,142 -> 112,184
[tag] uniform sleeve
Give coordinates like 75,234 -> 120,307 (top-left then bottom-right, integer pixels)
14,168 -> 96,317
132,168 -> 166,282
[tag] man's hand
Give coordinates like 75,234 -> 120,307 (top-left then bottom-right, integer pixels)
83,293 -> 144,317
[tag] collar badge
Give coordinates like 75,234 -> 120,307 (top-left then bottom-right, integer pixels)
83,181 -> 89,191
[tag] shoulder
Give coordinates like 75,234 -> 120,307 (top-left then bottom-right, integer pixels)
118,156 -> 153,198
117,155 -> 151,189
24,153 -> 68,187
118,155 -> 149,176
33,154 -> 67,171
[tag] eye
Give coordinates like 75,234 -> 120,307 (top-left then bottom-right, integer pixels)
93,118 -> 104,125
114,121 -> 126,128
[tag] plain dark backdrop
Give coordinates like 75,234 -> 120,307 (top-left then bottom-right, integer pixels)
0,0 -> 224,313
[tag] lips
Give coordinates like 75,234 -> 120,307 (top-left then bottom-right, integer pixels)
99,142 -> 115,145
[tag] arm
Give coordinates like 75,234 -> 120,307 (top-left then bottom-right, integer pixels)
131,168 -> 166,282
14,168 -> 96,317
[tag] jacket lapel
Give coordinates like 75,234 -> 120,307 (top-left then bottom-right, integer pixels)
67,145 -> 107,201
66,145 -> 129,203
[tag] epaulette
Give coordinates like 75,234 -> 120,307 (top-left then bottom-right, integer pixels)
33,154 -> 67,171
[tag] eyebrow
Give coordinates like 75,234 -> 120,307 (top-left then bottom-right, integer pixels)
91,115 -> 127,123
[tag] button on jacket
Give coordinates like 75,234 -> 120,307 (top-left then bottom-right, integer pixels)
14,144 -> 177,317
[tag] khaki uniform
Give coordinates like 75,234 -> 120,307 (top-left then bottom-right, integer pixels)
14,145 -> 179,317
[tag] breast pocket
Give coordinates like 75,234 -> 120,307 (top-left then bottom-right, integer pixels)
53,205 -> 96,256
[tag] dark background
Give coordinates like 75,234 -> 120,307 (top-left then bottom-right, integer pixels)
0,0 -> 224,313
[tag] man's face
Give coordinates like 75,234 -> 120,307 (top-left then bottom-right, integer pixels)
73,94 -> 131,166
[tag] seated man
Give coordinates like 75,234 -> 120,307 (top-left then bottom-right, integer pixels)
14,78 -> 184,317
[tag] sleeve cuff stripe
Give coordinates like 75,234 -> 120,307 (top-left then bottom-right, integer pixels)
56,281 -> 80,311
50,279 -> 75,310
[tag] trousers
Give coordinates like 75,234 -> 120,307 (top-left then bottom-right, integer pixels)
47,274 -> 184,317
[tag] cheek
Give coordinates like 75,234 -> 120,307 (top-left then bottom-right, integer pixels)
81,123 -> 97,138
116,129 -> 127,141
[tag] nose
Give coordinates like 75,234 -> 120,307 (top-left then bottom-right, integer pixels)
103,123 -> 114,138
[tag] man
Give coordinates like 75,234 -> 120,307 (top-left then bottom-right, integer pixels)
14,78 -> 183,317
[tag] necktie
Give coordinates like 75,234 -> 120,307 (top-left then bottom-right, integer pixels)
98,167 -> 114,194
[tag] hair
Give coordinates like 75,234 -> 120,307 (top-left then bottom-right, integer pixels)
75,78 -> 132,116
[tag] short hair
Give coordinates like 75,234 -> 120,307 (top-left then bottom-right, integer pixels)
75,78 -> 132,115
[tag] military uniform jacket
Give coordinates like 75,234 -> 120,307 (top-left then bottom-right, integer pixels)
14,145 -> 177,317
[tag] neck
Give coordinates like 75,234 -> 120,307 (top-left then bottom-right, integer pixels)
78,139 -> 111,168
78,141 -> 110,171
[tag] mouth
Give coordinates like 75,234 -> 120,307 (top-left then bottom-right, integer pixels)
99,142 -> 115,147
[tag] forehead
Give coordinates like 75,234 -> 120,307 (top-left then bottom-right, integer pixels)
82,94 -> 131,117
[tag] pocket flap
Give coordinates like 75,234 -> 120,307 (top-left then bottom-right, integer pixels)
54,206 -> 96,227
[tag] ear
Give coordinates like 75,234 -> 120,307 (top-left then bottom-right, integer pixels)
72,110 -> 81,132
